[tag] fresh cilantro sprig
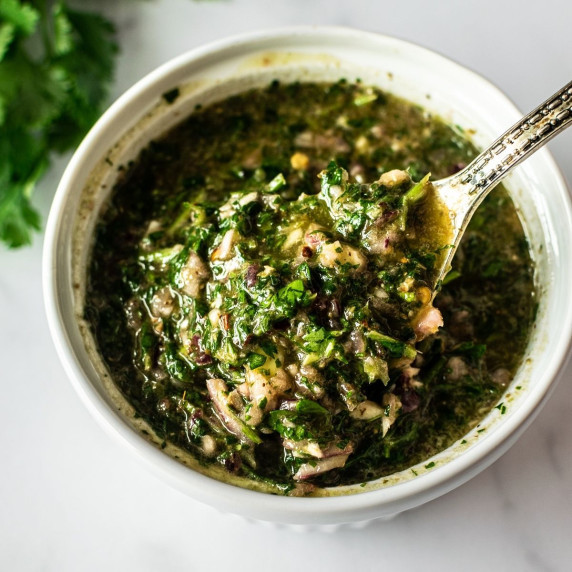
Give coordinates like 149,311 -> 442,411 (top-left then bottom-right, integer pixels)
0,0 -> 118,247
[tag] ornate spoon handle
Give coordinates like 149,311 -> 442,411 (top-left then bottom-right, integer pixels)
432,80 -> 572,288
456,80 -> 572,193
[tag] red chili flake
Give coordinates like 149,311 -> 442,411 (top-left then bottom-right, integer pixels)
301,246 -> 314,258
221,313 -> 231,330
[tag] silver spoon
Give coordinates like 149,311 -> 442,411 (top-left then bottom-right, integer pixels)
431,80 -> 572,290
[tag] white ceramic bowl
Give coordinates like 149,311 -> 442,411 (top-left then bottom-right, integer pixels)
43,26 -> 572,527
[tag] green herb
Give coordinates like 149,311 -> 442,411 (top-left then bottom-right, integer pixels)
163,344 -> 194,381
266,172 -> 286,193
162,87 -> 180,104
322,161 -> 345,186
295,399 -> 329,417
397,173 -> 431,231
354,92 -> 377,106
0,0 -> 118,247
365,330 -> 417,359
246,352 -> 267,370
267,399 -> 330,442
495,402 -> 507,415
302,326 -> 345,365
259,339 -> 277,357
277,279 -> 310,306
267,410 -> 310,441
398,291 -> 416,303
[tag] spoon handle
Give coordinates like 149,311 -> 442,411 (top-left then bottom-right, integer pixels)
432,79 -> 572,290
454,80 -> 572,195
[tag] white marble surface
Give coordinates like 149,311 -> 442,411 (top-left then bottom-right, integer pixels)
2,1 -> 572,570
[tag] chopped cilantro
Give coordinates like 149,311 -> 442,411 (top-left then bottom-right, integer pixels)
0,1 -> 118,247
246,352 -> 267,370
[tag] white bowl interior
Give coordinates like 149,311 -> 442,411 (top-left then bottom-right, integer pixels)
44,27 -> 572,525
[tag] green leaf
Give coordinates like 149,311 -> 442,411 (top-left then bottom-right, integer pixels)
246,352 -> 267,370
164,345 -> 193,381
277,279 -> 304,303
52,2 -> 74,56
267,410 -> 310,441
303,328 -> 326,344
397,173 -> 431,230
301,325 -> 345,365
0,146 -> 45,247
295,399 -> 329,417
267,399 -> 330,441
0,0 -> 39,36
365,330 -> 417,359
46,7 -> 118,151
296,261 -> 312,282
0,23 -> 15,62
259,339 -> 277,357
0,2 -> 118,248
353,92 -> 377,106
322,161 -> 345,186
265,172 -> 286,193
403,173 -> 431,203
0,180 -> 42,248
0,54 -> 68,129
238,422 -> 262,444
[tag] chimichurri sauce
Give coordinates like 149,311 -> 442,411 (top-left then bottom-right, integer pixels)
86,80 -> 535,494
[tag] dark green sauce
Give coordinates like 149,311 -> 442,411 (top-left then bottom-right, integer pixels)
86,81 -> 535,494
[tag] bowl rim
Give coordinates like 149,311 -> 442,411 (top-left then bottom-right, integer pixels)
43,25 -> 572,524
